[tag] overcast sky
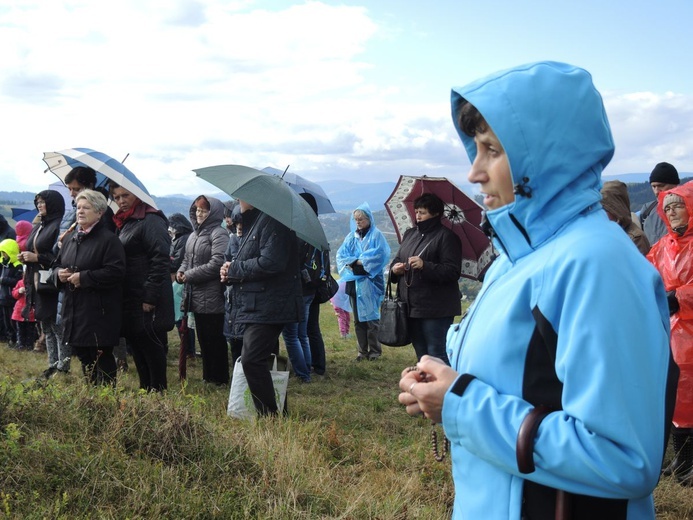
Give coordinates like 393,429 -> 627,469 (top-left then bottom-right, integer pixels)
2,0 -> 693,197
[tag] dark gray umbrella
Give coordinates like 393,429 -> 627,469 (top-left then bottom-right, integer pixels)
194,164 -> 329,250
261,166 -> 335,214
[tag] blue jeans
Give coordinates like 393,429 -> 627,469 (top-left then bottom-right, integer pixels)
282,294 -> 314,382
409,317 -> 454,365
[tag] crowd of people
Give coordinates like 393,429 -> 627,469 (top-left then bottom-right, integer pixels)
0,179 -> 347,419
1,60 -> 692,518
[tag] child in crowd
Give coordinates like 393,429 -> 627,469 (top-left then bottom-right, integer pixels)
0,239 -> 22,347
12,276 -> 37,350
173,280 -> 196,360
224,208 -> 243,364
331,280 -> 352,339
14,221 -> 32,253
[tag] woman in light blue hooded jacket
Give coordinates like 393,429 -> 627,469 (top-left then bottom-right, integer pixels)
399,62 -> 678,519
337,202 -> 390,361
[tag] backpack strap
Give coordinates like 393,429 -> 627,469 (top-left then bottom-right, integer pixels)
640,200 -> 657,225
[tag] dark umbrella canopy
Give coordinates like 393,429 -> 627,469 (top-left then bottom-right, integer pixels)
261,166 -> 335,214
12,206 -> 38,222
195,164 -> 329,251
385,175 -> 494,280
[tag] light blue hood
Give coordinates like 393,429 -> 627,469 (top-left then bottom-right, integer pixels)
349,201 -> 377,233
451,61 -> 615,263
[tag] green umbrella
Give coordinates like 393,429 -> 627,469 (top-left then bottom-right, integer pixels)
194,164 -> 329,250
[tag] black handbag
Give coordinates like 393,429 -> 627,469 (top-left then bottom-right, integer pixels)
316,273 -> 338,304
377,273 -> 410,347
315,251 -> 339,304
34,269 -> 58,294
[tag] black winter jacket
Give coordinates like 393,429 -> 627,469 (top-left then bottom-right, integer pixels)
25,190 -> 65,321
115,203 -> 174,337
390,217 -> 462,319
0,262 -> 22,307
55,221 -> 125,347
168,213 -> 193,273
226,209 -> 302,333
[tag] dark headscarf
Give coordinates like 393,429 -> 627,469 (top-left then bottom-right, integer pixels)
168,213 -> 193,237
35,190 -> 65,224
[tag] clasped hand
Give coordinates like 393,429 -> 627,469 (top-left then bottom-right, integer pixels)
398,355 -> 459,424
58,268 -> 80,288
220,261 -> 231,283
392,256 -> 423,275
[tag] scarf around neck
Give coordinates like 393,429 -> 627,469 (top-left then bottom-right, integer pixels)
113,200 -> 143,229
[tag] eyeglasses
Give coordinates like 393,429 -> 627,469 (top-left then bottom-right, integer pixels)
36,201 -> 46,206
664,203 -> 686,213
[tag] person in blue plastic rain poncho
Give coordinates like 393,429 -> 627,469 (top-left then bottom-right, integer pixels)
398,61 -> 679,519
336,202 -> 390,361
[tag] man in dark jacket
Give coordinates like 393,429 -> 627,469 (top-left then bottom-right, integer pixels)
640,162 -> 680,246
220,200 -> 302,415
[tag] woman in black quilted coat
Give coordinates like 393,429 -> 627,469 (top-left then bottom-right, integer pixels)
55,190 -> 125,385
111,183 -> 174,392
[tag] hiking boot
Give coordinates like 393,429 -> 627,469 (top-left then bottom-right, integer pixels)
663,430 -> 693,481
41,366 -> 58,379
33,336 -> 46,352
55,358 -> 71,373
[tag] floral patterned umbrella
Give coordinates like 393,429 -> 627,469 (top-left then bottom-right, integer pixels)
385,175 -> 494,281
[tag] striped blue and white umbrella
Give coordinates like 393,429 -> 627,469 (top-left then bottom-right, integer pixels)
43,147 -> 158,209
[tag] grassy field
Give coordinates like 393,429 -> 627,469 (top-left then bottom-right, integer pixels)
0,303 -> 691,519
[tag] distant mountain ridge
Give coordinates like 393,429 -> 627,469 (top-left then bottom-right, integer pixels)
2,172 -> 691,223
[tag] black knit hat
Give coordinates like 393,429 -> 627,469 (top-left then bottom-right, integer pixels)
650,162 -> 680,185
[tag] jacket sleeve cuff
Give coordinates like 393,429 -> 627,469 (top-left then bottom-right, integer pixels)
450,373 -> 476,396
442,374 -> 476,442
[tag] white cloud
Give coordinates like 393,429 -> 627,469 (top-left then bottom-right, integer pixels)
1,0 -> 692,202
604,91 -> 693,174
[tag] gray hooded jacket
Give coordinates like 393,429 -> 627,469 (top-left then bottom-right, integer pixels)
179,196 -> 229,314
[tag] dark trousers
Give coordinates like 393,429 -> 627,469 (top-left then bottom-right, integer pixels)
127,327 -> 168,392
409,317 -> 453,365
195,313 -> 229,385
15,320 -> 38,349
350,295 -> 381,359
229,338 -> 243,365
307,299 -> 326,375
0,306 -> 15,342
74,346 -> 117,386
241,323 -> 285,416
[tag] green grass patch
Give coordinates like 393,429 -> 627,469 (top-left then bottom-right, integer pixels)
0,304 -> 453,519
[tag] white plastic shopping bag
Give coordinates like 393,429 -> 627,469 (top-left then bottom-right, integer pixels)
227,355 -> 289,419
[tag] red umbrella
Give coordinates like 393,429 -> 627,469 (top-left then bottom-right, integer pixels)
178,289 -> 193,381
178,313 -> 189,381
385,175 -> 494,281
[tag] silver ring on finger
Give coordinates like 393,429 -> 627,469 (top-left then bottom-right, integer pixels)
409,382 -> 417,394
